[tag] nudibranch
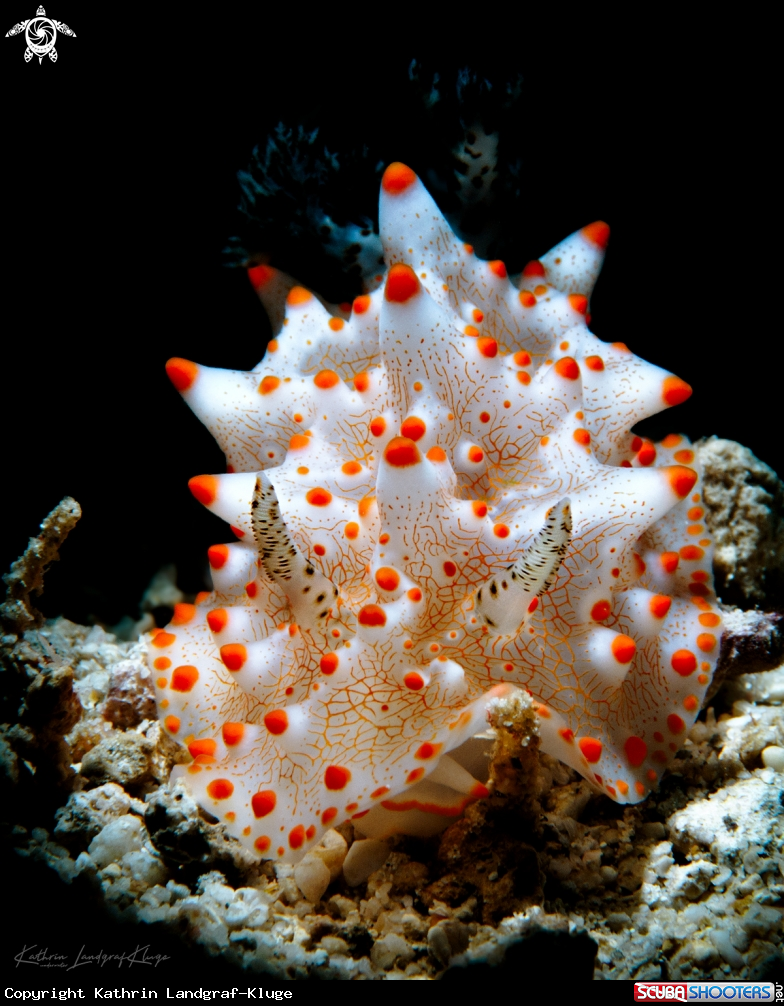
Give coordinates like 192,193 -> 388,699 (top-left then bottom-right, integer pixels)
150,162 -> 720,863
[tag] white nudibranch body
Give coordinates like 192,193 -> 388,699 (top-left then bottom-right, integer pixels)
150,162 -> 720,863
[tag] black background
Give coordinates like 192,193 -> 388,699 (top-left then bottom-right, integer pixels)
2,15 -> 780,982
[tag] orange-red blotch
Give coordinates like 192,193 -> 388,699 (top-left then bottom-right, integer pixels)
649,595 -> 672,619
559,728 -> 575,744
153,657 -> 171,671
375,567 -> 400,592
426,446 -> 447,462
258,375 -> 280,395
680,545 -> 704,561
382,161 -> 417,194
220,644 -> 247,672
385,436 -> 421,467
207,608 -> 228,633
385,263 -> 420,303
371,787 -> 390,799
328,317 -> 344,332
189,475 -> 218,507
407,768 -> 425,784
222,722 -> 244,747
358,495 -> 376,518
320,652 -> 339,675
660,552 -> 680,574
353,294 -> 371,314
286,286 -> 312,306
164,715 -> 180,735
579,737 -> 603,763
522,260 -> 546,277
404,671 -> 425,690
344,522 -> 359,540
443,561 -> 457,578
514,351 -> 532,367
188,739 -> 216,758
415,742 -> 442,760
247,263 -> 274,290
472,501 -> 488,518
314,369 -> 340,390
698,613 -> 721,628
668,466 -> 698,499
555,357 -> 580,380
624,736 -> 648,767
573,428 -> 591,446
306,487 -> 332,507
151,630 -> 176,649
674,449 -> 695,464
171,665 -> 199,693
688,582 -> 711,597
638,441 -> 657,466
254,836 -> 271,853
697,633 -> 716,652
468,446 -> 484,463
342,460 -> 362,476
246,581 -> 258,598
489,260 -> 507,278
400,416 -> 426,441
671,650 -> 697,676
683,695 -> 699,713
493,523 -> 510,538
568,294 -> 588,315
359,604 -> 386,627
519,291 -> 537,308
585,355 -> 604,371
166,357 -> 198,392
172,603 -> 195,626
321,808 -> 337,825
477,337 -> 498,358
667,714 -> 686,735
663,376 -> 692,406
407,588 -> 422,602
289,434 -> 310,452
591,600 -> 611,622
325,765 -> 351,791
612,635 -> 636,664
353,371 -> 370,392
370,417 -> 386,437
288,825 -> 306,850
582,221 -> 610,249
207,779 -> 234,800
264,709 -> 289,735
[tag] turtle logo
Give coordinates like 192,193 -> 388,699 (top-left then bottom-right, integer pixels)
5,5 -> 76,63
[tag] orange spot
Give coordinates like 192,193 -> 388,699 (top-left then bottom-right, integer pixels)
573,428 -> 591,446
207,609 -> 228,633
258,375 -> 280,395
631,436 -> 643,453
353,294 -> 371,314
649,595 -> 672,619
638,441 -> 657,466
289,825 -> 306,850
314,369 -> 340,390
611,568 -> 620,578
344,522 -> 359,540
667,713 -> 686,735
468,446 -> 484,463
220,644 -> 247,672
606,785 -> 617,798
407,767 -> 425,784
286,286 -> 312,306
591,600 -> 611,621
164,715 -> 180,734
263,710 -> 288,736
568,294 -> 588,315
314,544 -> 326,557
189,475 -> 217,507
153,657 -> 171,671
267,339 -> 278,353
668,466 -> 698,499
328,317 -> 344,332
325,765 -> 351,791
663,376 -> 692,406
612,342 -> 630,353
385,263 -> 420,303
680,545 -> 704,561
698,613 -> 720,628
582,220 -> 610,249
407,588 -> 422,602
194,591 -> 210,604
187,739 -> 216,759
230,525 -> 245,539
635,781 -> 647,796
479,412 -> 491,424
616,780 -> 629,796
555,356 -> 580,380
379,533 -> 389,544
246,581 -> 258,598
165,357 -> 198,392
289,433 -> 310,451
660,552 -> 680,574
375,567 -> 400,592
489,260 -> 507,278
306,488 -> 332,507
513,351 -> 532,367
207,779 -> 234,800
359,604 -> 386,627
415,742 -> 442,760
624,736 -> 648,767
559,728 -> 574,744
382,161 -> 417,193
400,416 -> 426,441
472,500 -> 488,518
528,597 -> 539,613
697,633 -> 716,653
493,523 -> 510,538
662,434 -> 683,448
612,635 -> 636,664
671,650 -> 697,676
522,260 -> 546,277
536,705 -> 551,718
171,665 -> 199,692
358,495 -> 376,518
320,652 -> 339,676
443,561 -> 457,577
472,308 -> 484,322
171,603 -> 195,626
683,694 -> 699,713
413,381 -> 423,392
222,722 -> 245,746
517,371 -> 532,386
385,436 -> 421,467
688,507 -> 704,521
585,355 -> 604,372
255,836 -> 271,853
427,446 -> 447,462
519,291 -> 537,308
353,371 -> 370,392
691,570 -> 709,583
464,325 -> 479,338
477,337 -> 498,358
404,671 -> 425,690
370,416 -> 386,437
579,737 -> 603,763
247,264 -> 274,290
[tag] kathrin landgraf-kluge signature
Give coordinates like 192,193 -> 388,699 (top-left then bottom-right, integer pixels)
14,945 -> 171,969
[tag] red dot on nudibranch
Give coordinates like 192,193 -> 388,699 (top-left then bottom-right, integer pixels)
375,567 -> 400,592
427,446 -> 447,462
443,561 -> 457,577
321,808 -> 337,825
385,263 -> 420,303
171,603 -> 195,626
288,825 -> 306,850
667,466 -> 698,499
164,715 -> 180,734
584,355 -> 605,372
662,376 -> 693,406
579,737 -> 603,763
287,286 -> 312,306
189,475 -> 218,507
522,260 -> 546,277
591,600 -> 611,622
207,608 -> 228,633
573,428 -> 591,446
649,595 -> 672,619
667,714 -> 686,735
320,652 -> 339,675
220,644 -> 247,672
314,369 -> 340,390
353,372 -> 370,392
247,264 -> 274,290
222,722 -> 245,747
151,630 -> 176,649
415,742 -> 442,760
370,417 -> 386,437
328,317 -> 344,332
353,294 -> 371,314
325,765 -> 351,791
188,739 -> 216,758
407,768 -> 425,784
519,291 -> 537,308
306,487 -> 332,507
207,779 -> 234,800
382,162 -> 417,193
612,635 -> 636,664
264,709 -> 289,735
359,604 -> 386,627
251,790 -> 276,818
555,357 -> 580,380
624,736 -> 648,767
674,449 -> 695,464
385,436 -> 421,468
568,294 -> 588,315
254,836 -> 271,853
258,375 -> 280,395
671,650 -> 698,676
166,358 -> 199,392
488,260 -> 507,278
207,544 -> 229,570
582,221 -> 610,249
697,633 -> 717,652
699,613 -> 721,628
171,665 -> 199,693
400,416 -> 426,441
477,337 -> 498,358
404,671 -> 425,690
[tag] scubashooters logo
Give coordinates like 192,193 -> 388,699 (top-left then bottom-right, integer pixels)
5,5 -> 76,63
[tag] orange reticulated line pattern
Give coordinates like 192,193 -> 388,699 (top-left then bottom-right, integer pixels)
148,161 -> 719,864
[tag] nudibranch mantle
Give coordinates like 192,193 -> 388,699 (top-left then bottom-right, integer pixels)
150,162 -> 719,862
